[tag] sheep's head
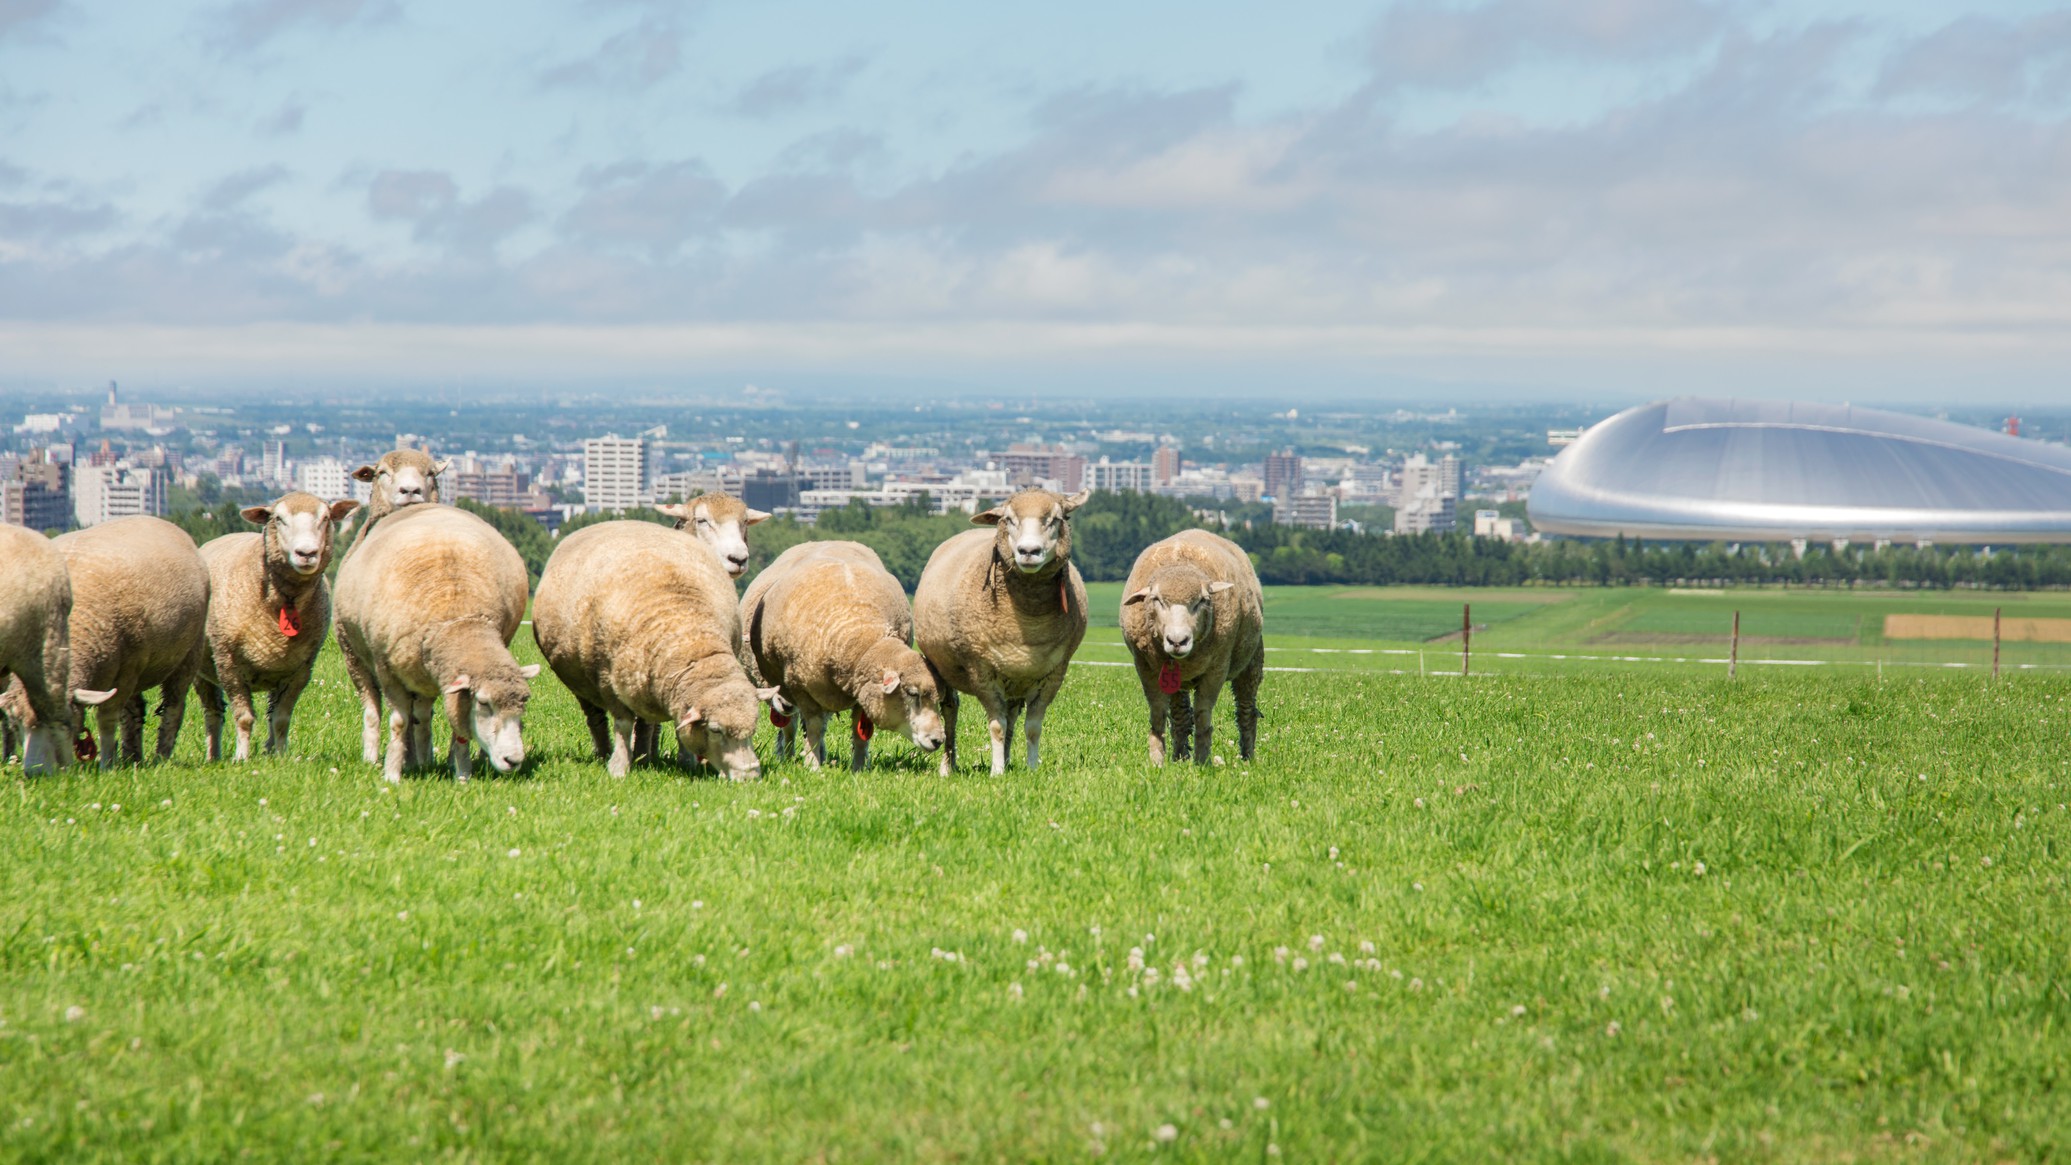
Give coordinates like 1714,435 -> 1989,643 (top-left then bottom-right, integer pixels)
243,492 -> 360,577
10,682 -> 115,772
352,449 -> 448,513
974,488 -> 1090,576
1124,567 -> 1234,660
445,665 -> 540,773
657,493 -> 770,579
675,678 -> 769,781
859,641 -> 944,752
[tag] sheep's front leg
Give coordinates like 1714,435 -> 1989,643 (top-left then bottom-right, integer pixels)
1024,672 -> 1069,770
1136,663 -> 1170,767
121,694 -> 145,764
937,686 -> 960,776
268,668 -> 313,755
607,713 -> 637,778
973,691 -> 1015,776
800,710 -> 828,772
340,632 -> 384,764
95,700 -> 122,771
409,698 -> 434,771
1169,689 -> 1195,763
1189,665 -> 1229,766
632,721 -> 659,764
1233,651 -> 1263,761
850,718 -> 869,772
195,677 -> 226,762
444,689 -> 474,781
218,668 -> 258,762
154,648 -> 199,762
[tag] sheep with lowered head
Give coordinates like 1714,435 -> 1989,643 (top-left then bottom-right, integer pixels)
741,540 -> 944,770
193,492 -> 360,761
334,503 -> 538,781
1119,529 -> 1265,767
533,520 -> 775,780
0,523 -> 113,771
656,492 -> 769,579
54,516 -> 211,765
913,488 -> 1090,775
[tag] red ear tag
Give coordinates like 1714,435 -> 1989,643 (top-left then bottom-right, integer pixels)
278,607 -> 302,637
1158,664 -> 1183,695
853,712 -> 874,743
74,729 -> 96,761
769,708 -> 791,729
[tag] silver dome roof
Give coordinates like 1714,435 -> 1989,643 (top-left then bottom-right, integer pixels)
1527,399 -> 2071,543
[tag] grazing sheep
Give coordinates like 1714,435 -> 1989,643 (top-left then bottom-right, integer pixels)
740,540 -> 944,770
1119,529 -> 1266,767
913,488 -> 1090,775
534,520 -> 774,780
193,492 -> 360,762
333,504 -> 537,781
656,492 -> 770,579
53,516 -> 211,766
0,524 -> 112,771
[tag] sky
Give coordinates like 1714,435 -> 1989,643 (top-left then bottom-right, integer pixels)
2,0 -> 2069,402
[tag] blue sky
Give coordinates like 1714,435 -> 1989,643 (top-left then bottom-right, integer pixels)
3,0 -> 2069,401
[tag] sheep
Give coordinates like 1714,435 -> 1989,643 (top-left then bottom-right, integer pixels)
912,488 -> 1090,776
1119,529 -> 1266,767
532,519 -> 774,780
333,503 -> 538,781
0,524 -> 112,771
52,516 -> 211,766
655,492 -> 770,579
740,540 -> 944,771
337,448 -> 447,752
192,492 -> 361,762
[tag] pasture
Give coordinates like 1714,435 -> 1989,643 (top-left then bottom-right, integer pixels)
3,602 -> 2069,1161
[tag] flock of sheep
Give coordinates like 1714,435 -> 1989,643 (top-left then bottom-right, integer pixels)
0,449 -> 1268,780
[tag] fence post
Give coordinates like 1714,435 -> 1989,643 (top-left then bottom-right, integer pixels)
1729,610 -> 1740,680
1462,603 -> 1471,678
1993,606 -> 2002,679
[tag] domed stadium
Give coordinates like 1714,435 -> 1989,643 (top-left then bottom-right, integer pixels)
1527,398 -> 2071,544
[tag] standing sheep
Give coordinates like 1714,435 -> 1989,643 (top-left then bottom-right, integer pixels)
656,492 -> 770,579
913,488 -> 1090,776
533,521 -> 774,780
0,524 -> 112,771
1119,529 -> 1266,766
740,540 -> 944,771
193,492 -> 360,762
338,448 -> 446,744
334,504 -> 538,781
53,516 -> 211,766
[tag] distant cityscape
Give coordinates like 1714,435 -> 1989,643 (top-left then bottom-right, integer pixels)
2,383 -> 2059,545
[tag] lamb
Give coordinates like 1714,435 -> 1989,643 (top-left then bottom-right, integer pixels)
913,488 -> 1090,775
333,503 -> 538,781
532,520 -> 774,780
740,540 -> 944,771
53,516 -> 211,766
656,492 -> 769,579
1119,529 -> 1266,766
193,492 -> 361,762
0,524 -> 112,771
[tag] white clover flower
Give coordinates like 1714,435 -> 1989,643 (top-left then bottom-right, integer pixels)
834,944 -> 853,958
1308,935 -> 1325,952
1008,982 -> 1023,999
1253,1097 -> 1270,1110
1511,1004 -> 1527,1017
1291,957 -> 1309,972
1011,928 -> 1028,944
1272,946 -> 1289,964
1127,948 -> 1145,972
63,1006 -> 84,1023
1154,1124 -> 1177,1143
1359,940 -> 1376,955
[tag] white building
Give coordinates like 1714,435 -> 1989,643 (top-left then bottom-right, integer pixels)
1394,484 -> 1457,535
260,440 -> 288,487
14,413 -> 72,435
73,462 -> 167,527
1089,458 -> 1154,493
583,435 -> 648,511
296,457 -> 352,500
1474,509 -> 1523,540
1274,491 -> 1338,530
1398,453 -> 1460,508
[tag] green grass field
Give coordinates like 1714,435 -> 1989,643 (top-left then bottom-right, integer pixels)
5,597 -> 2071,1161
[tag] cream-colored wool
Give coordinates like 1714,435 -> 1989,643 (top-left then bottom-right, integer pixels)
194,492 -> 360,762
741,540 -> 943,771
532,519 -> 770,780
912,488 -> 1090,775
53,516 -> 210,767
334,503 -> 536,782
1119,529 -> 1266,766
0,524 -> 109,771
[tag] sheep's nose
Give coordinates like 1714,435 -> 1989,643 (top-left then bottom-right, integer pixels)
727,553 -> 749,574
1166,634 -> 1193,656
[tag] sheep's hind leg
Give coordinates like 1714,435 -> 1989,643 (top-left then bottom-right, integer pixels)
339,631 -> 384,764
607,713 -> 637,778
1188,666 -> 1229,767
1023,673 -> 1068,770
1169,689 -> 1195,763
196,677 -> 226,762
800,709 -> 828,772
1233,649 -> 1264,761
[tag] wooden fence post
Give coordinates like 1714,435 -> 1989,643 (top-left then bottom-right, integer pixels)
1462,603 -> 1471,678
1729,610 -> 1740,680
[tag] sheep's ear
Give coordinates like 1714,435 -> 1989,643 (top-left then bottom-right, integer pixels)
1207,581 -> 1235,595
881,669 -> 901,694
240,506 -> 272,525
327,499 -> 361,522
655,503 -> 690,520
971,505 -> 1005,526
351,464 -> 378,483
73,688 -> 117,706
443,674 -> 472,695
431,459 -> 451,477
518,664 -> 542,679
1122,587 -> 1152,606
743,509 -> 771,525
1060,489 -> 1092,513
754,686 -> 782,703
682,706 -> 705,725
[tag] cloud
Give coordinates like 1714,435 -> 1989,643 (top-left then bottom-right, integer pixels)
1875,12 -> 2071,104
256,97 -> 306,136
0,0 -> 63,44
1368,0 -> 1728,91
558,159 -> 726,252
205,0 -> 398,57
202,165 -> 290,209
366,169 -> 534,254
726,53 -> 870,118
0,194 -> 117,242
539,15 -> 684,91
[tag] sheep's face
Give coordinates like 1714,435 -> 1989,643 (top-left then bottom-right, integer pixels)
244,493 -> 360,576
1124,574 -> 1235,660
975,488 -> 1090,575
871,655 -> 944,752
450,666 -> 540,773
677,684 -> 765,780
12,684 -> 112,773
659,494 -> 770,579
353,451 -> 448,513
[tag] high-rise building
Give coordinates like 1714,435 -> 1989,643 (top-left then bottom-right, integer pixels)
1,451 -> 70,532
1262,450 -> 1303,500
583,435 -> 648,511
261,440 -> 288,486
1274,491 -> 1337,530
296,457 -> 352,500
73,462 -> 167,527
1394,484 -> 1457,535
1152,445 -> 1181,487
1089,458 -> 1154,493
999,444 -> 1087,493
1397,454 -> 1461,509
